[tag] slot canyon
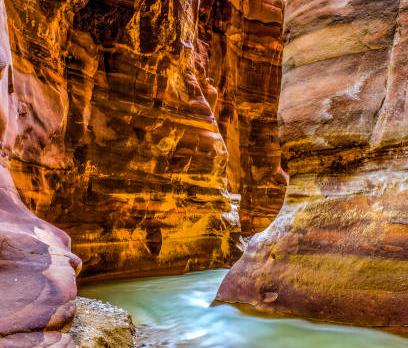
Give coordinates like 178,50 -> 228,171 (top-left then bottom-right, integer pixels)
0,0 -> 407,347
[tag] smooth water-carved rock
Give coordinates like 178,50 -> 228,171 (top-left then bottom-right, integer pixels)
5,0 -> 285,280
0,332 -> 75,348
0,0 -> 80,344
0,165 -> 81,341
217,0 -> 408,336
0,46 -> 7,79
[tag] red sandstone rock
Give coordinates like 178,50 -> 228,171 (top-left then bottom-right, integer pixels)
4,0 -> 285,280
203,0 -> 287,235
0,0 -> 285,342
0,332 -> 74,348
0,0 -> 81,343
217,0 -> 408,335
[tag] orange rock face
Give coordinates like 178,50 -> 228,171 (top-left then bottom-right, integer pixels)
4,0 -> 285,280
0,0 -> 80,345
203,0 -> 287,235
1,0 -> 285,343
217,0 -> 408,335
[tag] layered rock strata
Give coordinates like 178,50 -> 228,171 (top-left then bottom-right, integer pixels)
0,0 -> 81,345
201,0 -> 287,234
5,0 -> 285,280
0,0 -> 285,344
217,0 -> 408,335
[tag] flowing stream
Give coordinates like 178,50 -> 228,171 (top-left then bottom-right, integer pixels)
79,269 -> 408,348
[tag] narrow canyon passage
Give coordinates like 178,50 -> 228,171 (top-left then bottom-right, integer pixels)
0,0 -> 407,346
5,0 -> 285,281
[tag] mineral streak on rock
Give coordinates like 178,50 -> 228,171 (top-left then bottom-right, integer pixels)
217,0 -> 408,335
0,0 -> 81,344
4,0 -> 286,280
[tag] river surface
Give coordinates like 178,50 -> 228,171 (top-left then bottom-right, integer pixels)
80,269 -> 408,348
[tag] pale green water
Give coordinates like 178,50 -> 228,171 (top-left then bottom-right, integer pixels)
80,269 -> 408,348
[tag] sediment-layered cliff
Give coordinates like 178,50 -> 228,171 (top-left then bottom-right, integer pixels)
0,0 -> 285,347
217,0 -> 408,335
201,0 -> 287,235
0,0 -> 285,344
4,0 -> 285,280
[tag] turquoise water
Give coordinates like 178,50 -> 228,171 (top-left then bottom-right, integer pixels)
79,269 -> 408,348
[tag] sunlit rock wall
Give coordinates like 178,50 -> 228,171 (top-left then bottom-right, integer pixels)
217,0 -> 408,335
5,0 -> 285,279
0,0 -> 80,345
201,0 -> 287,235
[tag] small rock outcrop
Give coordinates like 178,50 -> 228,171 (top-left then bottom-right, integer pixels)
70,297 -> 135,348
71,297 -> 178,348
217,0 -> 408,336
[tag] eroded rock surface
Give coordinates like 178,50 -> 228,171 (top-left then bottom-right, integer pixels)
0,0 -> 285,344
0,0 -> 80,345
5,0 -> 285,280
71,297 -> 179,348
202,0 -> 287,235
70,297 -> 135,348
217,0 -> 408,335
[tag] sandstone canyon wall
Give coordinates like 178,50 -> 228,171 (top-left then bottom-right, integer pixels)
0,0 -> 80,345
202,0 -> 287,235
4,0 -> 285,280
217,0 -> 408,335
1,0 -> 285,345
